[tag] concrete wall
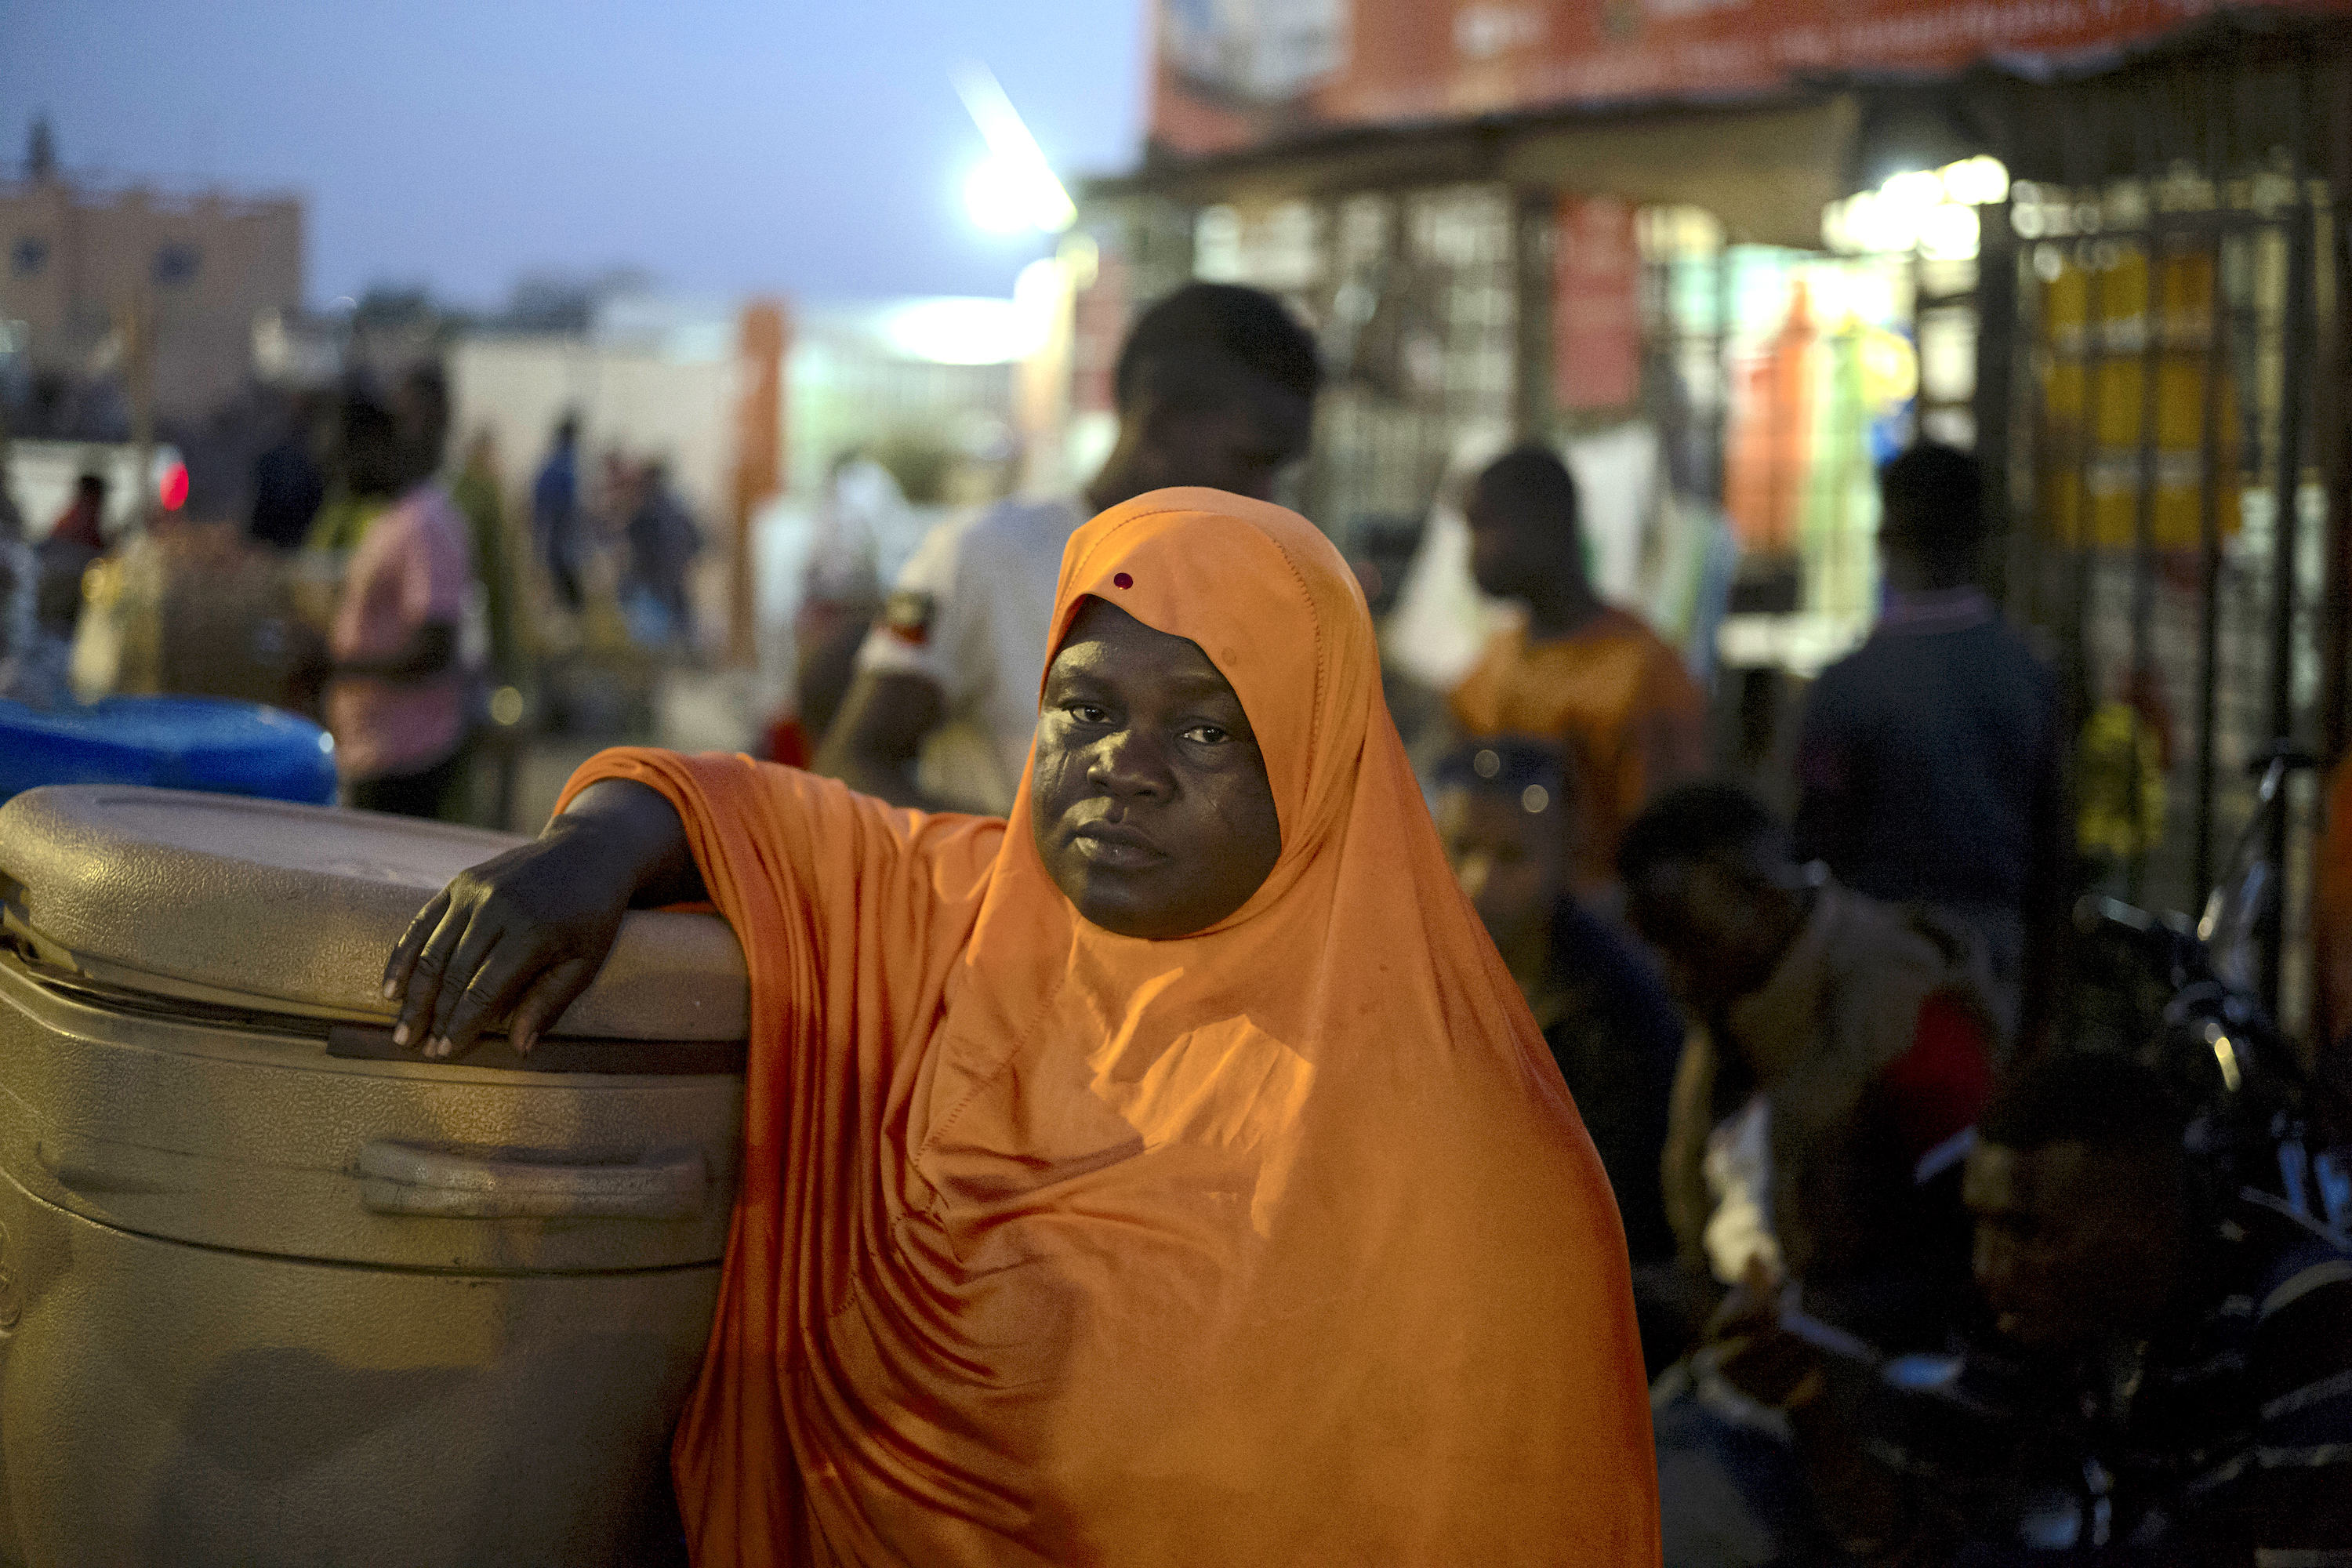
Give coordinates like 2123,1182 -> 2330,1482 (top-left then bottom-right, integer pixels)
786,313 -> 1014,499
447,336 -> 742,525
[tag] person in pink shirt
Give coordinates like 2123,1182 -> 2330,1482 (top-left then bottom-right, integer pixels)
328,387 -> 471,817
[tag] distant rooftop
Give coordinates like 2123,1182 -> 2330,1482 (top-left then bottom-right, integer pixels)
5,116 -> 299,215
0,166 -> 303,216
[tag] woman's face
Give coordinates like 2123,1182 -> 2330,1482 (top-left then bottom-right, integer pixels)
1031,598 -> 1283,938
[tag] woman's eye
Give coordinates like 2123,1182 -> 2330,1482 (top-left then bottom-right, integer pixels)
1181,724 -> 1230,746
1065,703 -> 1110,725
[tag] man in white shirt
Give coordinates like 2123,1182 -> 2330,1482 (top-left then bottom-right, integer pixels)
814,283 -> 1322,812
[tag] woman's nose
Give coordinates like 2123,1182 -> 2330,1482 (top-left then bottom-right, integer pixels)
1087,728 -> 1171,797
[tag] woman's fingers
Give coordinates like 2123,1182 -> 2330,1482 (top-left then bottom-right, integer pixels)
508,956 -> 596,1058
385,832 -> 637,1062
431,936 -> 570,1059
392,895 -> 480,1051
380,889 -> 452,1006
423,923 -> 510,1053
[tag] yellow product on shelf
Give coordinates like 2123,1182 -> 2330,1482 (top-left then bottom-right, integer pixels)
2039,245 -> 2241,550
2077,700 -> 2169,860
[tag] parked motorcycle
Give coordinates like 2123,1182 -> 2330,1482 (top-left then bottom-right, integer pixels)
2074,743 -> 2350,1229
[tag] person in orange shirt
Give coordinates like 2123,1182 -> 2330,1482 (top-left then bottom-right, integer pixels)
1451,445 -> 1708,895
383,489 -> 1658,1566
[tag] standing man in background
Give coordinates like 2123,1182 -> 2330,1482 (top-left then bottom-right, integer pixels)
451,428 -> 524,688
531,414 -> 585,613
1450,445 -> 1707,899
249,390 -> 330,551
35,472 -> 106,654
0,448 -> 53,706
328,379 -> 471,818
622,458 -> 701,652
1792,441 -> 2064,1050
815,282 -> 1321,813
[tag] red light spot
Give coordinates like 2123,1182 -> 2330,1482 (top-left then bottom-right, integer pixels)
1112,572 -> 1132,589
159,463 -> 189,511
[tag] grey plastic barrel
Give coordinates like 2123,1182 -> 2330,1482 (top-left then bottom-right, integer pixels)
0,786 -> 749,1567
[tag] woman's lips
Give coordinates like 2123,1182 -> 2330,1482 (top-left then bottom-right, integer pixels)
1070,821 -> 1167,869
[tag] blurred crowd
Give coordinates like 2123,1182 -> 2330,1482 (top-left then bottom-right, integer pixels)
2,367 -> 706,819
5,273 -> 2349,1564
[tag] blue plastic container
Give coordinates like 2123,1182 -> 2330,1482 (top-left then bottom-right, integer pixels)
0,696 -> 338,806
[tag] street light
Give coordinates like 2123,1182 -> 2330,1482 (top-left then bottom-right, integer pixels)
953,63 -> 1076,236
964,157 -> 1063,237
1820,155 -> 2013,257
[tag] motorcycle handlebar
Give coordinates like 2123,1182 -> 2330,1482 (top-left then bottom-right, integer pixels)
2247,742 -> 2321,778
2075,894 -> 2188,950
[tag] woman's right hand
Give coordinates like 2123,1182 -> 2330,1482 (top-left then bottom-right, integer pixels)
379,779 -> 700,1060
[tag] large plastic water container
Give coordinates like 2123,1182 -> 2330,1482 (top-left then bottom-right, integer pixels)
0,696 -> 338,806
0,786 -> 748,1566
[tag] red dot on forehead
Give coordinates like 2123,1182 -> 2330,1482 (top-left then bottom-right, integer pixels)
1112,572 -> 1132,589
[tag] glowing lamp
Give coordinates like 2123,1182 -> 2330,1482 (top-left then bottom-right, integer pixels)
881,296 -> 1045,365
964,157 -> 1063,237
952,63 -> 1076,236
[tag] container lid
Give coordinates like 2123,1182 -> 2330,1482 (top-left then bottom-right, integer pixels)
0,785 -> 746,1041
0,695 -> 339,806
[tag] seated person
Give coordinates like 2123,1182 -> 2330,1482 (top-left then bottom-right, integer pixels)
1621,782 -> 1997,1350
1619,783 -> 1997,1566
1433,739 -> 1682,1272
383,490 -> 1658,1563
1951,1051 -> 2352,1565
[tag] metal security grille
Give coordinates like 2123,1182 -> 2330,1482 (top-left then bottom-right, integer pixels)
1978,57 -> 2349,1027
1089,24 -> 2352,1036
1185,186 -> 1520,554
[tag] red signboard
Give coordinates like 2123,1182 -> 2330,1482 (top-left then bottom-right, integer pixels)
1552,195 -> 1642,412
1150,0 -> 2352,159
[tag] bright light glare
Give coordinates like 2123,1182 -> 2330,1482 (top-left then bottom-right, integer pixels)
1940,154 -> 2010,206
1827,191 -> 1918,254
1878,169 -> 1946,213
883,297 -> 1047,365
964,155 -> 1069,236
1917,203 -> 1980,261
1012,257 -> 1068,353
1821,154 -> 2013,255
952,63 -> 1076,234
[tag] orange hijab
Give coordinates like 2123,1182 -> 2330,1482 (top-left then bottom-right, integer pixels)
564,488 -> 1657,1565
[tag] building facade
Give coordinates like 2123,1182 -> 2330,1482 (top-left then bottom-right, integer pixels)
0,170 -> 303,425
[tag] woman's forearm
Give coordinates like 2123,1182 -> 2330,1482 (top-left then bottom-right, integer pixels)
554,779 -> 707,906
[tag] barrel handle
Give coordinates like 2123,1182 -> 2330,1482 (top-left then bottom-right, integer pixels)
357,1140 -> 704,1220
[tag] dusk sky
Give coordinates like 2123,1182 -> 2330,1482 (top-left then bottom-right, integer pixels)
1,0 -> 1149,309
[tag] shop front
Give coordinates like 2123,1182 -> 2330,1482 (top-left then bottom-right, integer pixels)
1083,0 -> 2352,1025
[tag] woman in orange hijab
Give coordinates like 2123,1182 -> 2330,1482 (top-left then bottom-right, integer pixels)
386,489 -> 1657,1565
